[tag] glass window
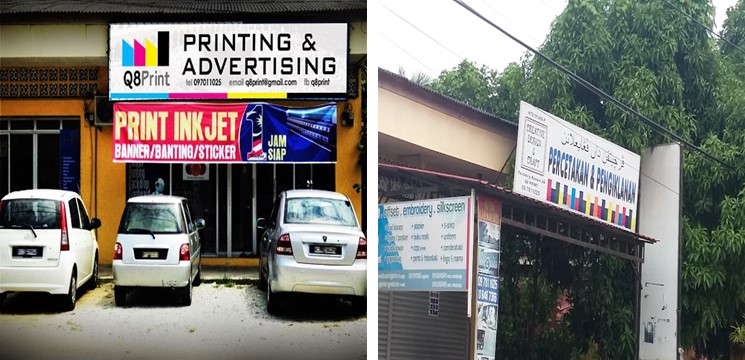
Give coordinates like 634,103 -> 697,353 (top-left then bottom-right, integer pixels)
182,200 -> 193,231
269,197 -> 280,225
62,120 -> 80,129
10,120 -> 33,130
37,134 -> 60,189
9,134 -> 32,192
118,203 -> 184,234
36,120 -> 60,130
0,199 -> 60,229
284,197 -> 357,227
68,199 -> 81,229
76,198 -> 90,229
1,135 -> 8,198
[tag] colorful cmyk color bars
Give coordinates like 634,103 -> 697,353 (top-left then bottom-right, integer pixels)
546,179 -> 634,230
122,31 -> 170,67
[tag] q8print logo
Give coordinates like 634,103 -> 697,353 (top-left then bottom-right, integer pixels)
121,31 -> 171,89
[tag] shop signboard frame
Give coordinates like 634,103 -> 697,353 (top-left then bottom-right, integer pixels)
513,101 -> 641,231
112,102 -> 337,163
378,195 -> 475,292
109,23 -> 348,100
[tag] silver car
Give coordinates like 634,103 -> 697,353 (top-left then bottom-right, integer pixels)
112,195 -> 204,306
258,190 -> 367,314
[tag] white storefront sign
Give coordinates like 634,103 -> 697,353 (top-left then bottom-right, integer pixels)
109,23 -> 348,100
514,101 -> 641,231
378,196 -> 474,291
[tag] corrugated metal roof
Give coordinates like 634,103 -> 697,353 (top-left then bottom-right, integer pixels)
0,0 -> 366,14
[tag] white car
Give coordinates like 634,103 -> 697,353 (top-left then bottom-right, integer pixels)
0,189 -> 102,311
258,190 -> 367,314
113,195 -> 203,306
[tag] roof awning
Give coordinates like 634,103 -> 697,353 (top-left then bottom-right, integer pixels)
379,163 -> 656,263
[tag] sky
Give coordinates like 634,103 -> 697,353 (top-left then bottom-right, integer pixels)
376,0 -> 740,78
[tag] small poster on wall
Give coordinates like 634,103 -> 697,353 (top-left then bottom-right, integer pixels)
59,129 -> 80,192
126,163 -> 170,198
183,163 -> 209,181
474,195 -> 501,360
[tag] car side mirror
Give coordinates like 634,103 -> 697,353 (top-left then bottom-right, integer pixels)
89,218 -> 102,230
257,218 -> 266,230
195,218 -> 206,230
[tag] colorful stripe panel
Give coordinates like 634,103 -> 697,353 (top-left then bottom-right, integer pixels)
538,180 -> 636,231
134,40 -> 145,67
122,40 -> 133,67
146,40 -> 158,67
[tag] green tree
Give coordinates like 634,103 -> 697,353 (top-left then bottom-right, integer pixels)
429,60 -> 501,114
681,0 -> 745,353
426,0 -> 745,357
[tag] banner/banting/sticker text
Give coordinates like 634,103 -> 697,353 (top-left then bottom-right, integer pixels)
112,102 -> 337,163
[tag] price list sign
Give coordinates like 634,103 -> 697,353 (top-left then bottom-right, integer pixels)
378,196 -> 473,291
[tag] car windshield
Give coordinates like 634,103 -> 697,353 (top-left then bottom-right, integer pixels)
284,197 -> 357,226
118,203 -> 183,234
0,199 -> 60,229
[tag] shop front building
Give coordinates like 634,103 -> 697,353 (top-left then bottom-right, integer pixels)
0,1 -> 367,265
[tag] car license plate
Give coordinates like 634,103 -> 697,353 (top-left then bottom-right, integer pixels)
142,251 -> 159,259
13,247 -> 42,257
310,245 -> 340,255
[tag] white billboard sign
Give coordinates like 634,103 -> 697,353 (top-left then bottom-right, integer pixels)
378,196 -> 474,291
514,101 -> 641,231
109,23 -> 348,100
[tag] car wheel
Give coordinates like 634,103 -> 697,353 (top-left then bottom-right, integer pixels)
61,270 -> 77,311
193,262 -> 202,287
181,279 -> 192,306
114,286 -> 127,307
86,255 -> 99,290
266,272 -> 281,315
0,293 -> 6,311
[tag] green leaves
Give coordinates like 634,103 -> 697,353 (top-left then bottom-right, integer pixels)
417,0 -> 745,356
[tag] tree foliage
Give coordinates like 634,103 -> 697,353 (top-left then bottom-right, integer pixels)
421,0 -> 745,357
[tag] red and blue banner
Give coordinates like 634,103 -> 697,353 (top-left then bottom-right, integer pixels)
112,102 -> 336,163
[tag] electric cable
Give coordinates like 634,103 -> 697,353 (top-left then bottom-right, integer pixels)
452,0 -> 735,172
380,1 -> 464,63
379,31 -> 441,77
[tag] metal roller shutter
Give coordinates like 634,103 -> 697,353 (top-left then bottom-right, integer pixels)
379,291 -> 470,360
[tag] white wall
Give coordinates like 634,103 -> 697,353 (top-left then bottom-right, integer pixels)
0,24 -> 108,65
638,143 -> 682,359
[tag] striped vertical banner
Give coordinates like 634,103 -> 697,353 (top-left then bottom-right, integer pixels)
563,185 -> 569,207
570,188 -> 576,210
